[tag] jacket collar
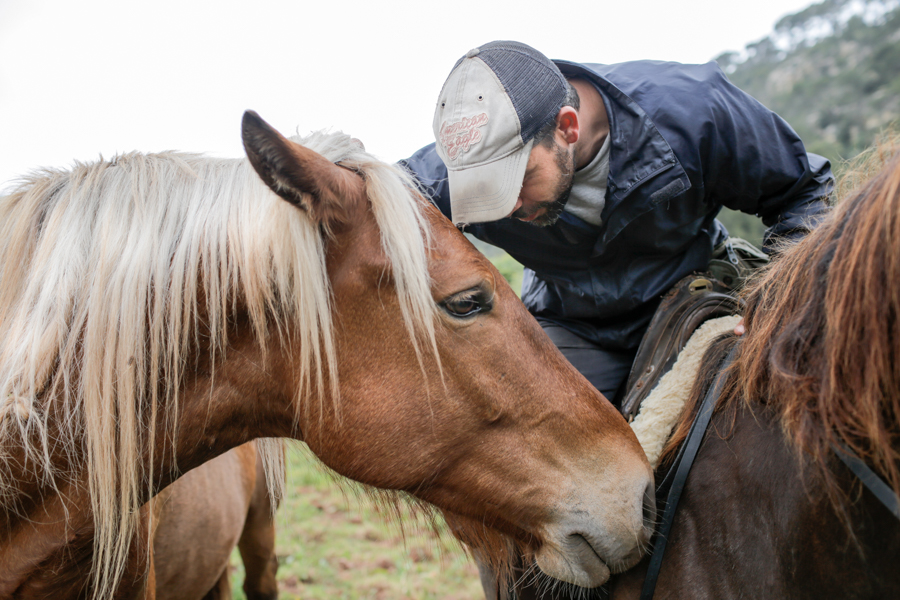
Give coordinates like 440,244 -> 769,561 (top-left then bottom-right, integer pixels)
553,59 -> 692,249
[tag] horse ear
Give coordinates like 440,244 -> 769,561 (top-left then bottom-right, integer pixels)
241,110 -> 366,225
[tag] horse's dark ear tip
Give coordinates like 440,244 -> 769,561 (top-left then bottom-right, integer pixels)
241,110 -> 267,138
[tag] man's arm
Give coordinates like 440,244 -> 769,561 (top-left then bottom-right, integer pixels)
693,65 -> 834,251
752,151 -> 832,251
627,60 -> 834,252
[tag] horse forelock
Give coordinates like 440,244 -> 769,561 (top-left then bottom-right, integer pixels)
0,130 -> 437,596
711,137 -> 900,517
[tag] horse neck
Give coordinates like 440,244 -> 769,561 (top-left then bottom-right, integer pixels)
0,455 -> 154,599
613,401 -> 900,599
141,318 -> 294,490
159,212 -> 389,479
0,308 -> 297,599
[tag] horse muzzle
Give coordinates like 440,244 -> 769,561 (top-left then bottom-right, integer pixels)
535,477 -> 656,588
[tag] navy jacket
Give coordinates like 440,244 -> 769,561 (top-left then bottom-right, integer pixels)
402,60 -> 833,351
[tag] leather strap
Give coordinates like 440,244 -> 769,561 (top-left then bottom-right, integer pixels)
834,443 -> 900,520
640,341 -> 740,600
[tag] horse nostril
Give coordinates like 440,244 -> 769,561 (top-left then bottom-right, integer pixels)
642,480 -> 657,534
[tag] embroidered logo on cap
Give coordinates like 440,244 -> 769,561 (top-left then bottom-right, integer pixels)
439,113 -> 489,160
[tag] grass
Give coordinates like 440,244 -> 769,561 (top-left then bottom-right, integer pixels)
230,443 -> 483,599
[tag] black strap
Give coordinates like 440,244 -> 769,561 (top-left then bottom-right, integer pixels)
834,443 -> 900,520
640,341 -> 740,600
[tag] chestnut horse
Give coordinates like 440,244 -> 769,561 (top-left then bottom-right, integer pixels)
0,111 -> 654,599
606,147 -> 900,599
148,440 -> 278,600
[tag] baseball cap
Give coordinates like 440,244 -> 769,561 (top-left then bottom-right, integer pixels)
432,41 -> 569,225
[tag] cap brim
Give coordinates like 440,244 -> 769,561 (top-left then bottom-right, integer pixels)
448,139 -> 533,225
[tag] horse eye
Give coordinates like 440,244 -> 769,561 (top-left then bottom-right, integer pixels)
445,298 -> 480,317
442,290 -> 490,318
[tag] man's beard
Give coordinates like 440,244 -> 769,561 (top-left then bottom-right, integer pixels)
511,142 -> 575,227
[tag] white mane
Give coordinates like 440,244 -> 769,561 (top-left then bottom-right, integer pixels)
0,131 -> 436,596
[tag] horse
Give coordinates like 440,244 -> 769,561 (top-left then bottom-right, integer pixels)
147,440 -> 278,600
605,144 -> 900,599
0,110 -> 655,599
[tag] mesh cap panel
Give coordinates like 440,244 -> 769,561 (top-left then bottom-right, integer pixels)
476,41 -> 568,142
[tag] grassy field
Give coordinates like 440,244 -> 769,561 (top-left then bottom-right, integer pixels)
230,443 -> 484,599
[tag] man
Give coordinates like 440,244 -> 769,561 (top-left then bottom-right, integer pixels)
402,40 -> 832,406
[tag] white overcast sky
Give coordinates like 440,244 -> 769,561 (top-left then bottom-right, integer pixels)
0,0 -> 818,191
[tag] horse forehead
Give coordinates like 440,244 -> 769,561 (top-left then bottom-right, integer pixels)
420,203 -> 489,262
425,221 -> 495,289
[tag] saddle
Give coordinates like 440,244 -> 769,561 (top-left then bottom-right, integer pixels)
619,274 -> 741,421
619,237 -> 767,421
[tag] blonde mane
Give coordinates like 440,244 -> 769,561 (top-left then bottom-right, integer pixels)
0,131 -> 437,596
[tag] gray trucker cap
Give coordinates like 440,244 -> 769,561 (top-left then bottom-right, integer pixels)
432,41 -> 569,224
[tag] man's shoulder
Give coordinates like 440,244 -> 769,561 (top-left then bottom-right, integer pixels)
577,60 -> 729,99
560,58 -> 725,84
560,58 -> 763,145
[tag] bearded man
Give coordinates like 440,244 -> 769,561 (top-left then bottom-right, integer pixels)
402,40 -> 832,404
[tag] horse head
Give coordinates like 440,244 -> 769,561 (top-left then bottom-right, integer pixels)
240,111 -> 655,587
0,113 -> 654,597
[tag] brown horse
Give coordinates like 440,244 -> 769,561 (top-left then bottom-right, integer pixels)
0,111 -> 654,599
147,440 -> 278,600
607,145 -> 900,599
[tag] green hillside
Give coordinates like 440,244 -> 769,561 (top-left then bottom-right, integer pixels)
718,0 -> 899,161
716,0 -> 900,242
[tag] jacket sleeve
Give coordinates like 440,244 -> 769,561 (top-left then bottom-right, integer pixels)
717,146 -> 833,252
753,151 -> 833,250
398,143 -> 453,220
686,64 -> 835,252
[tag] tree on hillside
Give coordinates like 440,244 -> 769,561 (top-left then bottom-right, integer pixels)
718,0 -> 900,161
715,0 -> 900,244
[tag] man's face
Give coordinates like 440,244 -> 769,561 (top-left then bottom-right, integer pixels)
508,140 -> 575,227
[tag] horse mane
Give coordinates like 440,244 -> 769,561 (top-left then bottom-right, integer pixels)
0,131 -> 437,596
662,135 -> 900,514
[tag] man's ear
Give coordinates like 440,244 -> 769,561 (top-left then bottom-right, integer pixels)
556,106 -> 580,145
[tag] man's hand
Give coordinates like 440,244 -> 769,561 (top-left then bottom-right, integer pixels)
734,318 -> 745,336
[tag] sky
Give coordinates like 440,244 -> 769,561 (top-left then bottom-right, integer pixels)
0,0 -> 819,191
